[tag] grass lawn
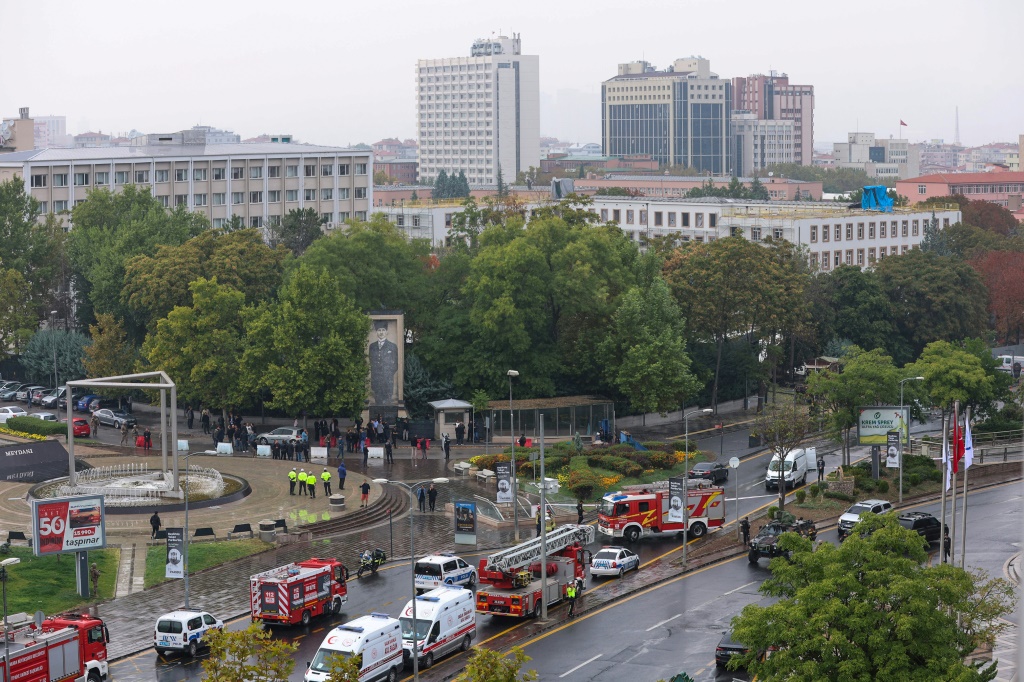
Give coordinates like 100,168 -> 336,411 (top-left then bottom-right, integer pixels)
144,538 -> 273,588
0,546 -> 120,614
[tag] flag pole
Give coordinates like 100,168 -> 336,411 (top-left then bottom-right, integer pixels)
939,409 -> 948,564
950,401 -> 959,565
960,407 -> 971,568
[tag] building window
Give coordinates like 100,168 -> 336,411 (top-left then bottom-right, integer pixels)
134,170 -> 149,183
821,251 -> 829,270
751,227 -> 762,241
231,167 -> 245,180
600,209 -> 608,222
857,249 -> 864,265
626,210 -> 634,225
338,211 -> 350,222
74,172 -> 90,186
869,222 -> 875,239
175,169 -> 188,182
321,188 -> 333,201
212,193 -> 226,206
212,218 -> 225,228
268,165 -> 281,178
338,188 -> 350,199
156,196 -> 169,208
612,209 -> 621,223
902,245 -> 909,254
773,228 -> 783,239
846,224 -> 853,240
696,213 -> 704,229
835,252 -> 841,267
918,184 -> 926,194
667,212 -> 676,227
338,164 -> 350,176
304,165 -> 317,177
902,221 -> 909,237
879,222 -> 887,238
95,171 -> 109,185
193,168 -> 207,181
845,249 -> 853,265
835,225 -> 842,241
654,211 -> 663,227
304,189 -> 316,201
53,200 -> 69,212
250,191 -> 263,204
868,247 -> 876,263
155,170 -> 168,183
943,218 -> 950,228
286,189 -> 298,202
267,215 -> 281,228
321,212 -> 333,223
639,210 -> 647,225
709,213 -> 717,228
193,193 -> 207,206
250,216 -> 263,228
174,194 -> 188,207
231,192 -> 244,204
250,167 -> 263,180
810,225 -> 817,242
37,201 -> 48,213
53,173 -> 68,187
857,223 -> 864,239
355,163 -> 367,175
30,174 -> 47,188
355,187 -> 366,199
355,211 -> 366,220
810,253 -> 819,269
878,249 -> 885,261
114,171 -> 129,185
213,167 -> 226,180
321,165 -> 333,176
681,212 -> 689,227
286,165 -> 299,178
912,220 -> 919,236
822,225 -> 829,242
268,190 -> 281,202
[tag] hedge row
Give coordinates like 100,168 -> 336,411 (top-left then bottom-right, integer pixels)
5,416 -> 67,438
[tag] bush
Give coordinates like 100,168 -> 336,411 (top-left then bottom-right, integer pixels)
824,490 -> 855,503
648,451 -> 676,469
908,473 -> 921,486
875,480 -> 889,493
5,416 -> 66,438
807,483 -> 820,497
566,468 -> 600,501
767,506 -> 779,519
855,478 -> 875,493
641,441 -> 671,452
795,489 -> 807,504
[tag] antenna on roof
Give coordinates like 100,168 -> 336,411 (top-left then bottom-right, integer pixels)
954,106 -> 960,146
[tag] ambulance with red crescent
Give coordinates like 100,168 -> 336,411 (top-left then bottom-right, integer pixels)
399,587 -> 476,669
305,613 -> 403,682
598,482 -> 725,542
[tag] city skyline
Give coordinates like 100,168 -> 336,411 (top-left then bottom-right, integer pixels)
3,0 -> 1020,150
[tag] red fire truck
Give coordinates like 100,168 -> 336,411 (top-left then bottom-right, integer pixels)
0,612 -> 109,682
598,482 -> 725,542
250,557 -> 348,626
475,525 -> 594,618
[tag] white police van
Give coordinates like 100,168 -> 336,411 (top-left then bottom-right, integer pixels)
153,608 -> 223,657
305,613 -> 404,682
413,553 -> 476,593
400,587 -> 476,668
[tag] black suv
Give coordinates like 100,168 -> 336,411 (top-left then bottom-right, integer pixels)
897,511 -> 942,545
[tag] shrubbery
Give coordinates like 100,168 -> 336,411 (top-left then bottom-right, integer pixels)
5,416 -> 66,438
824,490 -> 855,502
795,489 -> 807,504
875,480 -> 889,493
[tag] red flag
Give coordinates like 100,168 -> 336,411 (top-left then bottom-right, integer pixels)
900,120 -> 908,126
952,415 -> 964,474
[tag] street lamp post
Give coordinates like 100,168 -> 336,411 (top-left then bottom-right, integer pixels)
49,310 -> 59,391
683,408 -> 713,565
899,377 -> 925,504
1,557 -> 20,682
507,370 -> 520,542
181,451 -> 205,608
373,477 -> 449,682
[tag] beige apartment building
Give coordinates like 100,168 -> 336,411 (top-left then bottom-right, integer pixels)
0,139 -> 372,230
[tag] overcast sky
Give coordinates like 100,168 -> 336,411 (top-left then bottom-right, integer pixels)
5,0 -> 1021,150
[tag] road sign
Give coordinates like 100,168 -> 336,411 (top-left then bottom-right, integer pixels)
729,456 -> 740,469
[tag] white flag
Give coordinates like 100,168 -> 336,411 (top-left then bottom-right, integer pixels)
963,419 -> 974,470
942,438 -> 952,491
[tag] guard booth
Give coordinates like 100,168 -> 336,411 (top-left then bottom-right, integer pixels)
428,398 -> 473,442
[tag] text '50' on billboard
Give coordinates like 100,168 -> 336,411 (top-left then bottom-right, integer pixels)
31,495 -> 106,556
857,406 -> 910,446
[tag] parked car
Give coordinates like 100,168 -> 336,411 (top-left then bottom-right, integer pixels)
715,629 -> 750,669
0,406 -> 28,424
88,396 -> 125,412
42,387 -> 77,409
15,385 -> 44,402
32,412 -> 58,422
688,461 -> 729,484
63,417 -> 91,437
76,394 -> 100,412
0,384 -> 24,401
837,499 -> 894,540
32,388 -> 58,405
897,511 -> 942,545
92,408 -> 137,429
256,427 -> 301,445
590,546 -> 640,578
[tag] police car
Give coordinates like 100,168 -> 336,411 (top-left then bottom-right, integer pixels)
590,546 -> 640,578
414,553 -> 477,593
153,608 -> 223,657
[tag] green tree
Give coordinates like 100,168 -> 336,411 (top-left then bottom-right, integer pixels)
410,190 -> 419,202
323,651 -> 363,681
748,175 -> 770,201
434,170 -> 450,199
273,207 -> 325,256
805,346 -> 900,465
814,265 -> 898,358
752,401 -> 813,510
82,314 -> 136,400
241,265 -> 369,419
496,168 -> 507,198
907,340 -> 996,426
0,268 -> 36,360
220,214 -> 246,233
141,278 -> 248,425
455,645 -> 538,682
403,353 -> 455,420
20,329 -> 91,385
201,622 -> 298,682
0,179 -> 64,319
729,513 -> 1015,681
874,249 -> 988,364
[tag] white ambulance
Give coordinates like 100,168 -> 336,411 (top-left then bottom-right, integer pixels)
400,587 -> 476,669
305,613 -> 404,682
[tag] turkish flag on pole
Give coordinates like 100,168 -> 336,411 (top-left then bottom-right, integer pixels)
900,120 -> 908,126
952,413 -> 965,475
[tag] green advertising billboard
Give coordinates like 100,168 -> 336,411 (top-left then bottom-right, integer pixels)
857,406 -> 910,446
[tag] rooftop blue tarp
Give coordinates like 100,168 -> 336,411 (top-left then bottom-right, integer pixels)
861,185 -> 894,212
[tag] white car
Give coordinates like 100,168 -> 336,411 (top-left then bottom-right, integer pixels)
590,546 -> 640,578
0,406 -> 27,424
414,553 -> 477,592
154,609 -> 223,657
31,412 -> 58,422
256,427 -> 301,445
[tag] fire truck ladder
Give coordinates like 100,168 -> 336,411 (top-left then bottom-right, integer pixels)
484,525 -> 595,573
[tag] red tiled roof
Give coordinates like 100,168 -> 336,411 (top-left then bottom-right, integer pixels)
899,171 -> 1024,185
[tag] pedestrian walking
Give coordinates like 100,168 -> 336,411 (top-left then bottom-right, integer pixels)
143,427 -> 152,452
419,436 -> 428,460
131,424 -> 139,445
321,468 -> 332,497
428,484 -> 438,512
442,433 -> 451,461
385,440 -> 393,464
417,486 -> 426,513
817,457 -> 825,482
298,469 -> 307,496
360,480 -> 371,508
337,461 -> 347,490
150,511 -> 162,539
119,423 -> 129,446
943,528 -> 951,562
362,442 -> 369,467
91,414 -> 99,435
288,468 -> 297,495
410,438 -> 418,461
740,517 -> 751,545
577,500 -> 584,525
90,563 -> 101,597
566,581 -> 577,618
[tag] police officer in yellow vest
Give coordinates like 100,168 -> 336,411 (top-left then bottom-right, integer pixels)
308,470 -> 316,499
321,468 -> 332,496
288,467 -> 297,495
566,581 -> 578,618
298,468 -> 307,496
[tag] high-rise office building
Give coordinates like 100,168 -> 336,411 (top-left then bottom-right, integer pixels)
732,73 -> 814,165
416,34 -> 539,185
601,57 -> 732,174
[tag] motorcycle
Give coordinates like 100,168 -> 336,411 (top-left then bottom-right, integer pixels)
357,548 -> 387,578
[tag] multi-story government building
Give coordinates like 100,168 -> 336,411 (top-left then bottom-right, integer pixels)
416,34 -> 540,186
0,134 -> 372,230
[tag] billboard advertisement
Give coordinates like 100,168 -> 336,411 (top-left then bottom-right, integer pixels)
31,495 -> 106,556
454,500 -> 477,545
857,406 -> 910,446
668,477 -> 685,524
165,528 -> 184,579
495,462 -> 513,503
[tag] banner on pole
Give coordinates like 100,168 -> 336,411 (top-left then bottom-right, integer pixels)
495,462 -> 513,503
886,430 -> 901,468
165,527 -> 184,579
668,477 -> 685,524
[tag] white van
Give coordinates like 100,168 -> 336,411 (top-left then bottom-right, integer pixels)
996,355 -> 1023,374
413,553 -> 477,593
400,587 -> 476,669
765,447 -> 814,490
305,613 -> 404,682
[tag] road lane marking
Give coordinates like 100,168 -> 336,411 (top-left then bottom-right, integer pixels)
724,581 -> 756,596
559,654 -> 602,677
645,613 -> 682,631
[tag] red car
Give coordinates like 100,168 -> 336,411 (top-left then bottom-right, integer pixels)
63,417 -> 91,437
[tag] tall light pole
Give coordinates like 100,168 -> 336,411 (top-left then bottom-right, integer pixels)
181,451 -> 205,608
507,370 -> 520,542
373,477 -> 449,682
899,377 -> 925,504
683,408 -> 712,565
49,310 -> 59,391
1,557 -> 20,682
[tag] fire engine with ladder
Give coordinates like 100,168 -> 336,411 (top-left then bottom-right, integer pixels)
0,612 -> 109,682
250,558 -> 348,626
598,482 -> 725,542
475,525 -> 594,618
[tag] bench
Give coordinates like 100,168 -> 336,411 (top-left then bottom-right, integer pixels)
453,462 -> 472,476
475,469 -> 495,484
193,527 -> 216,540
274,519 -> 288,533
6,531 -> 30,547
227,523 -> 254,540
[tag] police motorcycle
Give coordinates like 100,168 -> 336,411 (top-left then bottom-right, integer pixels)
357,548 -> 387,577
